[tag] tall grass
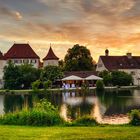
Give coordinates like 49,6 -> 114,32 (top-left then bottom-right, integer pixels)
0,99 -> 64,126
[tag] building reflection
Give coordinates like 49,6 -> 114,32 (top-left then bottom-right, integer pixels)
60,90 -> 138,124
1,89 -> 140,124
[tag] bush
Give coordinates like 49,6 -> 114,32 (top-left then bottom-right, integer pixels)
72,116 -> 98,126
112,71 -> 133,86
96,80 -> 104,90
81,82 -> 89,91
0,99 -> 64,126
129,109 -> 140,126
43,80 -> 52,90
31,80 -> 41,92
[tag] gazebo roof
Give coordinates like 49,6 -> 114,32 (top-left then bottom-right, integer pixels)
85,75 -> 103,80
62,75 -> 83,81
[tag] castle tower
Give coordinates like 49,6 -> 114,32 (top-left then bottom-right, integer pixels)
43,46 -> 59,67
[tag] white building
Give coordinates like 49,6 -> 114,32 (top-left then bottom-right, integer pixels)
0,52 -> 6,88
4,43 -> 40,68
43,46 -> 59,67
0,43 -> 40,88
96,49 -> 140,85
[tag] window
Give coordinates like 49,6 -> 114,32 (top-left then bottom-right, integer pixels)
23,59 -> 29,63
131,71 -> 135,75
31,59 -> 36,63
14,60 -> 18,63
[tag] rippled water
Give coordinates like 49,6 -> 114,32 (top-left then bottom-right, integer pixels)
0,89 -> 140,124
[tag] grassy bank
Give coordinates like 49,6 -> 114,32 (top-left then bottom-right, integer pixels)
0,125 -> 140,140
0,85 -> 138,95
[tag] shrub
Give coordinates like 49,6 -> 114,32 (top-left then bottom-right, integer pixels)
43,80 -> 52,90
112,71 -> 133,86
72,116 -> 98,126
31,80 -> 41,92
81,82 -> 89,91
0,99 -> 64,126
129,109 -> 140,126
96,80 -> 104,90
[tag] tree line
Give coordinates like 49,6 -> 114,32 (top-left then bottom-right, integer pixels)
3,44 -> 133,89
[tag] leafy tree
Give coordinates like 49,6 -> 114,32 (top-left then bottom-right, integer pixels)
31,80 -> 41,92
99,70 -> 109,78
3,62 -> 21,89
96,80 -> 104,90
103,74 -> 112,86
3,63 -> 41,90
43,80 -> 52,90
111,71 -> 133,86
19,64 -> 41,89
41,66 -> 63,83
64,44 -> 94,71
99,70 -> 112,86
58,60 -> 65,71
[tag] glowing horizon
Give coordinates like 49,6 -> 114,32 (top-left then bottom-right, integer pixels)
1,0 -> 140,62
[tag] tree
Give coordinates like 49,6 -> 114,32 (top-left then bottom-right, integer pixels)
111,71 -> 133,86
3,62 -> 41,90
3,62 -> 21,89
64,44 -> 94,71
41,66 -> 63,83
31,80 -> 41,92
43,80 -> 52,90
99,70 -> 112,86
58,60 -> 65,71
19,64 -> 41,89
96,80 -> 104,90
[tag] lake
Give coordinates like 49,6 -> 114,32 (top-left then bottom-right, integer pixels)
0,89 -> 140,124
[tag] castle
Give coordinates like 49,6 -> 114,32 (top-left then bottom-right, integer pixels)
0,43 -> 59,88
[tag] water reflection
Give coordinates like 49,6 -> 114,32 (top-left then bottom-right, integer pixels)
0,89 -> 140,124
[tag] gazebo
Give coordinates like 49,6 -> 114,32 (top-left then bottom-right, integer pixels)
62,71 -> 102,88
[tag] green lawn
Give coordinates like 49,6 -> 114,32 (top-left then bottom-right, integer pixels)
0,125 -> 140,140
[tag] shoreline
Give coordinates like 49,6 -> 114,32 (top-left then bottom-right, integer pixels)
0,85 -> 138,95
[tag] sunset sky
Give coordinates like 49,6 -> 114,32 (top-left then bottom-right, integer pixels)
0,0 -> 140,62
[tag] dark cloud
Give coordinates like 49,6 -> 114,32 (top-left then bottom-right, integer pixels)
0,5 -> 22,20
1,0 -> 140,60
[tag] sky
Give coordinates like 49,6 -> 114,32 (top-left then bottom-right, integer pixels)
0,0 -> 140,62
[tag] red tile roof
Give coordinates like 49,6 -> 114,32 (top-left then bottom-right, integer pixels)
64,71 -> 97,78
4,44 -> 40,59
0,51 -> 5,60
43,47 -> 59,60
100,55 -> 140,70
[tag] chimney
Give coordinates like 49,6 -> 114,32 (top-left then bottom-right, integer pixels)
105,49 -> 109,56
126,52 -> 132,59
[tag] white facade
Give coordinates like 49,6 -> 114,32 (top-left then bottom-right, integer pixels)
6,59 -> 40,68
0,60 -> 6,88
96,57 -> 108,72
0,58 -> 40,88
96,56 -> 140,86
43,60 -> 59,67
